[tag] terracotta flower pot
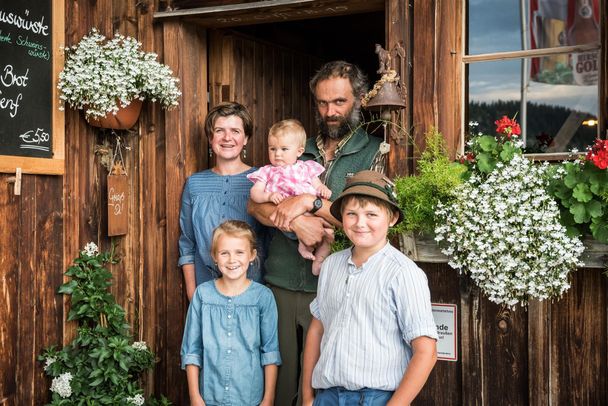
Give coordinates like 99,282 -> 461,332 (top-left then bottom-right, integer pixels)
86,99 -> 143,130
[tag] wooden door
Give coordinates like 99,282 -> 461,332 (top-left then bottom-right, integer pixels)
207,29 -> 322,169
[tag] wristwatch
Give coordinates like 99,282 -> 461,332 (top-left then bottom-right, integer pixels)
310,197 -> 323,214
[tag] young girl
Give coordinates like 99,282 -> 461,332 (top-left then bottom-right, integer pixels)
181,220 -> 281,406
247,119 -> 333,275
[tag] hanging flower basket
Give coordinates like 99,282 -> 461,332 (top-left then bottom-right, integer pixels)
58,29 -> 181,126
85,100 -> 143,130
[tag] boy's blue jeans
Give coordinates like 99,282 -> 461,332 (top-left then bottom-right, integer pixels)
313,387 -> 394,406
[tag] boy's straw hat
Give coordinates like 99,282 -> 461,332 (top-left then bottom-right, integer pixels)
330,170 -> 403,224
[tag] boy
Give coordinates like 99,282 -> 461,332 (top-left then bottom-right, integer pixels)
301,170 -> 438,406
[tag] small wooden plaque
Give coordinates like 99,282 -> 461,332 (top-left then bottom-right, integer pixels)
107,173 -> 128,236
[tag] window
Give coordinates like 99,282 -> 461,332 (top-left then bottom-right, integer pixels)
465,0 -> 601,155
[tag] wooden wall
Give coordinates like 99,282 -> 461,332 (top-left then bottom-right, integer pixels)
0,1 -> 202,404
417,265 -> 608,405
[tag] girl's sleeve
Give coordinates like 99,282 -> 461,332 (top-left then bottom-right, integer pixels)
181,289 -> 204,369
178,179 -> 196,267
302,160 -> 325,178
259,289 -> 282,366
247,165 -> 271,184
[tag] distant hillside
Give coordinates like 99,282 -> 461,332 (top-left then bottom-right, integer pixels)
468,100 -> 597,152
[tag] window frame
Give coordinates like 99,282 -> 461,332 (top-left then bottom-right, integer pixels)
462,0 -> 604,159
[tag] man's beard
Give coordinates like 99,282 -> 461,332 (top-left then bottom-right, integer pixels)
316,104 -> 362,140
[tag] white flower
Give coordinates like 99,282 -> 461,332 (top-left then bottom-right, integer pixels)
50,372 -> 73,398
44,356 -> 56,371
58,28 -> 181,119
82,242 -> 99,257
126,394 -> 145,405
131,341 -> 148,351
434,154 -> 584,307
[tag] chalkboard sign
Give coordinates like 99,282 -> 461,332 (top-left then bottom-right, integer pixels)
0,0 -> 64,175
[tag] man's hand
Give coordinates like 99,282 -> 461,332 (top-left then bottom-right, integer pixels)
290,215 -> 331,247
269,194 -> 315,230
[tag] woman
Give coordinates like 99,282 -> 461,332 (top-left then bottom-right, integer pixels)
178,102 -> 266,301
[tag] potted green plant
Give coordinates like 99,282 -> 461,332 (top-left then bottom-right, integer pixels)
39,242 -> 170,405
548,139 -> 608,243
58,29 -> 181,129
392,128 -> 465,262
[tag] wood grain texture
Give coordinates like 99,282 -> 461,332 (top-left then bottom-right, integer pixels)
550,269 -> 608,405
3,1 -> 608,405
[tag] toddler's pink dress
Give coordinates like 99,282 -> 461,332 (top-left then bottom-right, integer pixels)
247,160 -> 325,197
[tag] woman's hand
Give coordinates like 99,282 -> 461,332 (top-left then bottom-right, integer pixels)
190,394 -> 206,406
259,397 -> 275,406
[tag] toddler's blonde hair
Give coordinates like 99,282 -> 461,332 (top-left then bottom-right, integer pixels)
269,119 -> 307,148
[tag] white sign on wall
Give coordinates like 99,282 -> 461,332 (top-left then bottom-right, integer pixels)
432,303 -> 458,362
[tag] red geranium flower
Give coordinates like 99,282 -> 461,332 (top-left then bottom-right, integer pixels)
495,115 -> 521,139
586,139 -> 608,169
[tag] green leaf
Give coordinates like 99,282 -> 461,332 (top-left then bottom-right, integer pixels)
499,147 -> 514,162
590,219 -> 608,243
477,135 -> 497,152
58,280 -> 77,294
572,183 -> 593,203
586,199 -> 604,218
563,172 -> 579,189
89,377 -> 104,387
477,153 -> 496,173
570,202 -> 590,224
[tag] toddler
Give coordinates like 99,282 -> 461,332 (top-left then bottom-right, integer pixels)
248,119 -> 333,275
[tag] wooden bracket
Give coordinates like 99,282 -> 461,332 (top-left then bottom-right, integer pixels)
6,168 -> 22,196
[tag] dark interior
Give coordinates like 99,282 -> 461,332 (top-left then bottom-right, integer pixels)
233,11 -> 386,84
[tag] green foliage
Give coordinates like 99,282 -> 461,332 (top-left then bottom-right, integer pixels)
548,161 -> 608,243
462,132 -> 523,180
393,128 -> 465,234
39,243 -> 170,405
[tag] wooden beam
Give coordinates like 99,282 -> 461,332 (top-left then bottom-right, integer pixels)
154,0 -> 383,28
463,43 -> 600,64
385,0 -> 409,177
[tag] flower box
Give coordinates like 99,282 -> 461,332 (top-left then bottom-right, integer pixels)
399,231 -> 607,269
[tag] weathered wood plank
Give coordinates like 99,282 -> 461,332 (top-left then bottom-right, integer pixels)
483,303 -> 529,405
15,176 -> 36,405
528,300 -> 550,406
436,0 -> 463,159
550,269 -> 608,405
459,276 -> 483,406
0,175 -> 20,405
31,176 -> 64,404
157,0 -> 384,27
416,263 -> 462,405
411,0 -> 438,171
386,0 -> 410,177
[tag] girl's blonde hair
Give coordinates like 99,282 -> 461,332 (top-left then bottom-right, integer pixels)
211,220 -> 257,257
269,119 -> 307,148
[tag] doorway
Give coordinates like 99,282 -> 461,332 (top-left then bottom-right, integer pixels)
207,11 -> 386,168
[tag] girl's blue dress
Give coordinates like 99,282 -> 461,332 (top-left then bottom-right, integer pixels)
181,280 -> 281,406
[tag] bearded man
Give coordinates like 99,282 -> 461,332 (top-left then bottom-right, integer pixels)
248,60 -> 382,406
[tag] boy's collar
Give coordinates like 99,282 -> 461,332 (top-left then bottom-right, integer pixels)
347,241 -> 391,270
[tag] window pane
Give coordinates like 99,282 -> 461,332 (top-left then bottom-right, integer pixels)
468,0 -> 601,55
468,56 -> 598,153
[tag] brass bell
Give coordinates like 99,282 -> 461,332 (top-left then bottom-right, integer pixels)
365,81 -> 406,120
